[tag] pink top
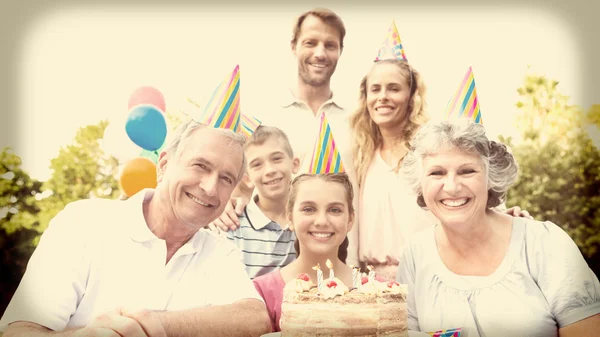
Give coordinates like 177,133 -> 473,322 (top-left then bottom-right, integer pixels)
253,269 -> 286,332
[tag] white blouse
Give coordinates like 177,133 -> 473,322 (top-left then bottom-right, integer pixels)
359,149 -> 436,265
397,217 -> 600,337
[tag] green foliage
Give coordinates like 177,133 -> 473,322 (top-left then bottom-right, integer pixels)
0,148 -> 42,316
587,104 -> 600,126
0,148 -> 43,234
502,73 -> 600,274
35,120 -> 121,234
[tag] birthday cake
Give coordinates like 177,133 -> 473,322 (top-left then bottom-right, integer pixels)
280,266 -> 408,337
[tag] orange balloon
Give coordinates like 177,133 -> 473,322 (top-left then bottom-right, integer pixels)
119,157 -> 158,197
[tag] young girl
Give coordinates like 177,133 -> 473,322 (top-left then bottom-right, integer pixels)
252,173 -> 356,332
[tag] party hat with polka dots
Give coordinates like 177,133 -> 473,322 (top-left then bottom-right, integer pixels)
375,20 -> 408,62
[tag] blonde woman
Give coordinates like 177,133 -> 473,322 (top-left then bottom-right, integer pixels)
350,59 -> 432,280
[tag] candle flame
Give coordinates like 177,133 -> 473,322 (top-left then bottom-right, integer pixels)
326,259 -> 333,269
367,265 -> 374,271
312,263 -> 321,271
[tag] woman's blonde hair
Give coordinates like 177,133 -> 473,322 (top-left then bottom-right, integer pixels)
350,59 -> 428,186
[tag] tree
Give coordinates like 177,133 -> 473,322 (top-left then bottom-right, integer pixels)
0,148 -> 42,316
501,73 -> 600,275
35,120 -> 121,234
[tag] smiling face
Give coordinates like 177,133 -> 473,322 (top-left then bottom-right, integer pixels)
157,127 -> 244,230
366,62 -> 411,131
290,177 -> 353,257
245,137 -> 299,201
292,14 -> 341,88
421,146 -> 489,229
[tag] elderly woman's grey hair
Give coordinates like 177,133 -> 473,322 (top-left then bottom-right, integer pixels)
402,119 -> 518,209
163,118 -> 247,183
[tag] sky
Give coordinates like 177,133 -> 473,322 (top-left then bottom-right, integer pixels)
8,4 -> 586,181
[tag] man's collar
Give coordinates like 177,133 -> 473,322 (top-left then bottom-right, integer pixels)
279,87 -> 344,110
127,188 -> 205,253
127,188 -> 158,243
245,195 -> 276,230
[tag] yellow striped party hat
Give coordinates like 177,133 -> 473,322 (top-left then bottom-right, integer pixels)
239,114 -> 262,139
444,67 -> 483,124
197,65 -> 241,132
307,112 -> 345,174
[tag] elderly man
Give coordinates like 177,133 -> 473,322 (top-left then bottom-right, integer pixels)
0,120 -> 272,337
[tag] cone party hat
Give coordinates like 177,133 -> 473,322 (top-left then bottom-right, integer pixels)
239,114 -> 262,139
307,112 -> 345,174
375,20 -> 408,62
444,67 -> 483,125
197,65 -> 241,132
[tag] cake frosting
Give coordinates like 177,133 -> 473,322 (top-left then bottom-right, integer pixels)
280,273 -> 408,336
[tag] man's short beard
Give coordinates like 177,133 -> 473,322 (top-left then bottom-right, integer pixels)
299,71 -> 331,88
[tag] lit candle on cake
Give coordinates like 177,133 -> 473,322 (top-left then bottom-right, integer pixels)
367,265 -> 375,282
326,259 -> 334,280
312,264 -> 323,291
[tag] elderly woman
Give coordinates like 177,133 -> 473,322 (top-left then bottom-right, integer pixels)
396,120 -> 600,337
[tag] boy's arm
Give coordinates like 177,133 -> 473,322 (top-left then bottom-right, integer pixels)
211,180 -> 254,232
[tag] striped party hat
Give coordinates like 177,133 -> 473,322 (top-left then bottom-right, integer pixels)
375,20 -> 408,62
444,67 -> 483,125
197,65 -> 241,132
307,112 -> 345,174
239,114 -> 262,139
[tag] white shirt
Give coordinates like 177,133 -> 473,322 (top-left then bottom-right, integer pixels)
397,217 -> 600,337
359,149 -> 436,265
0,189 -> 263,332
254,88 -> 360,266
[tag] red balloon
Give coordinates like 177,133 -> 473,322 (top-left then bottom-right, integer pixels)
128,86 -> 166,113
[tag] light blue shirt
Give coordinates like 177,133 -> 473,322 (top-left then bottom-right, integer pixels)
397,217 -> 600,337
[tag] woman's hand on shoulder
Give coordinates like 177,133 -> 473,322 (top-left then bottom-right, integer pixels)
503,206 -> 534,220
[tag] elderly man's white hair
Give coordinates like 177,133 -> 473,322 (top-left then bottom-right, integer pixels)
164,118 -> 247,183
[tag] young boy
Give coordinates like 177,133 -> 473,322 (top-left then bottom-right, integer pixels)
226,126 -> 300,279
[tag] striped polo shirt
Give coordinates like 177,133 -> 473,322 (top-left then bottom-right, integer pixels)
226,196 -> 297,279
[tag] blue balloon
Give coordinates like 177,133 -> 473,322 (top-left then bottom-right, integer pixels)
125,105 -> 167,151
